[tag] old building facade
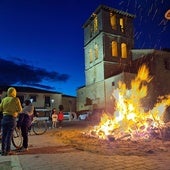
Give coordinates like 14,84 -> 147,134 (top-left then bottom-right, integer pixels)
76,5 -> 170,114
0,86 -> 76,115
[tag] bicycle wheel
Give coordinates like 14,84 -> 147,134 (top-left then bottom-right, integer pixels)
32,120 -> 47,135
12,127 -> 23,149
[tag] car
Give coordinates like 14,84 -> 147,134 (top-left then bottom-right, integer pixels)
63,112 -> 71,120
63,112 -> 77,121
78,111 -> 91,120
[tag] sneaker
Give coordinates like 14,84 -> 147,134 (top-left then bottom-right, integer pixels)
19,147 -> 28,152
6,151 -> 16,156
1,151 -> 16,156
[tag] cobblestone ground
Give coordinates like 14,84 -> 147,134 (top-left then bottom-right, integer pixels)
0,149 -> 170,170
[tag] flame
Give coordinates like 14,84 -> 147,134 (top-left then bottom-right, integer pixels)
89,64 -> 170,141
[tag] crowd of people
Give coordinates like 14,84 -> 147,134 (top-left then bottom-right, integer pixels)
0,87 -> 64,156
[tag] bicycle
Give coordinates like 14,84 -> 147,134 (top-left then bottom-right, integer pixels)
29,116 -> 48,135
11,117 -> 48,149
12,127 -> 23,149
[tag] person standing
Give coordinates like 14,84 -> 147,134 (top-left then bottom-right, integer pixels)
57,105 -> 64,128
17,99 -> 34,151
49,108 -> 57,128
52,109 -> 58,128
0,87 -> 22,156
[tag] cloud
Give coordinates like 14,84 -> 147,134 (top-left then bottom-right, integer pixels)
0,57 -> 70,90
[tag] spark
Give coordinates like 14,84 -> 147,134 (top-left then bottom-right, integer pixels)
141,42 -> 146,49
118,1 -> 124,6
148,4 -> 153,16
135,31 -> 142,40
134,0 -> 137,9
127,0 -> 130,7
159,19 -> 168,26
139,15 -> 143,25
161,26 -> 167,33
152,8 -> 158,21
137,4 -> 141,10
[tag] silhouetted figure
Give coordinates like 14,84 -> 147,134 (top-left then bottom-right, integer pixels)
57,105 -> 64,128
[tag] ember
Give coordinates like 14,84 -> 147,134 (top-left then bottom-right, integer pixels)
87,64 -> 170,141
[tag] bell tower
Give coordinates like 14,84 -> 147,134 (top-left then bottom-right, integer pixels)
83,5 -> 135,86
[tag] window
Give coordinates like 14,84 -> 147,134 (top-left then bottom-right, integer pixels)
121,43 -> 127,58
94,44 -> 99,59
94,15 -> 98,32
120,18 -> 124,32
89,49 -> 93,63
110,13 -> 117,30
112,41 -> 118,57
30,95 -> 37,102
44,96 -> 51,107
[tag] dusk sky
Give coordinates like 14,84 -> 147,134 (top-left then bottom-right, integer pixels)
0,0 -> 169,96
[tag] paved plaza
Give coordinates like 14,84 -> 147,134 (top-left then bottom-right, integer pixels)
0,121 -> 170,170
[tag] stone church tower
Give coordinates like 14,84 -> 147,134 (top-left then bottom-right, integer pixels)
77,5 -> 135,113
83,5 -> 135,86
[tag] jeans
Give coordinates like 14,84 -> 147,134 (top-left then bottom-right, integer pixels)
1,115 -> 16,153
21,125 -> 29,148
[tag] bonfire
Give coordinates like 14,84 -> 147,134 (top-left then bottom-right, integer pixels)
87,64 -> 170,141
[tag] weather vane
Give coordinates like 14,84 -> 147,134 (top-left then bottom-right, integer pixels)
165,9 -> 170,20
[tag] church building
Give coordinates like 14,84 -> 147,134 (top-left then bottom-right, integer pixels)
76,5 -> 170,115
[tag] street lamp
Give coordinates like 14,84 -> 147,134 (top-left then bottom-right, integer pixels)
51,99 -> 54,110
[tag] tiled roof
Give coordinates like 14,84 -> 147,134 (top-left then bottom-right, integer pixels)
83,4 -> 135,27
97,5 -> 135,18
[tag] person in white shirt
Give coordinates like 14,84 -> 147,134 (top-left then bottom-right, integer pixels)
52,109 -> 58,128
